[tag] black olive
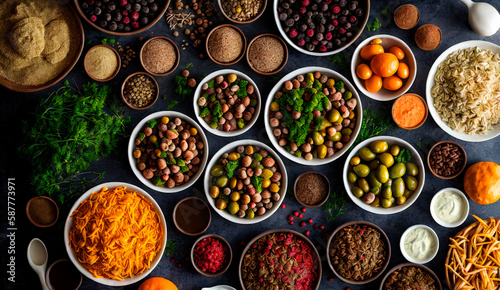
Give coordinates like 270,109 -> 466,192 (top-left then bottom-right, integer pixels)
285,18 -> 295,26
107,2 -> 116,11
104,13 -> 112,21
108,21 -> 117,31
140,16 -> 149,25
134,3 -> 141,11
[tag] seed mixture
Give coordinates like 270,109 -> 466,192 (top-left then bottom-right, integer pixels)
208,26 -> 243,63
85,46 -> 118,80
330,224 -> 387,281
124,74 -> 156,108
295,172 -> 328,205
142,38 -> 177,74
221,0 -> 264,22
248,36 -> 285,73
383,266 -> 437,290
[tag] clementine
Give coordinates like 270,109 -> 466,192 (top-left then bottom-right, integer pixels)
370,53 -> 399,78
138,277 -> 178,290
360,44 -> 385,60
463,162 -> 500,205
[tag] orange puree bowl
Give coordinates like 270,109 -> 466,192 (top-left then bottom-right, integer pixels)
392,93 -> 428,130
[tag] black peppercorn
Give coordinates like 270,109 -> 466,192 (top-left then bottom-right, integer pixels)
308,22 -> 315,29
117,23 -> 124,30
104,13 -> 112,21
290,0 -> 296,4
279,12 -> 287,21
148,0 -> 154,3
349,2 -> 357,11
311,4 -> 318,11
82,2 -> 89,9
326,41 -> 333,49
284,26 -> 290,33
320,17 -> 326,25
299,23 -> 308,31
103,0 -> 109,2
320,2 -> 328,11
344,22 -> 351,29
140,16 -> 148,25
113,11 -> 122,21
307,11 -> 313,18
150,3 -> 158,12
282,3 -> 290,9
292,13 -> 300,21
314,0 -> 322,3
95,1 -> 102,7
355,8 -> 363,17
334,38 -> 341,46
286,8 -> 293,15
141,0 -> 147,5
99,20 -> 107,27
297,32 -> 305,39
285,18 -> 295,26
125,3 -> 132,11
339,16 -> 347,24
346,31 -> 352,38
142,6 -> 149,14
316,33 -> 324,41
94,7 -> 102,16
340,36 -> 346,42
341,9 -> 349,16
339,0 -> 347,7
306,43 -> 315,51
134,3 -> 141,11
318,24 -> 325,33
312,11 -> 318,16
108,21 -> 117,31
327,23 -> 334,31
321,39 -> 327,45
107,2 -> 116,11
124,24 -> 131,32
304,36 -> 311,42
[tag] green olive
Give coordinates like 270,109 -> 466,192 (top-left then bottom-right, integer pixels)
327,131 -> 342,142
326,109 -> 341,123
389,163 -> 407,179
353,164 -> 370,178
358,178 -> 370,193
406,163 -> 419,176
210,165 -> 225,177
381,197 -> 395,208
333,116 -> 344,126
311,131 -> 324,146
383,179 -> 393,188
359,147 -> 376,162
228,201 -> 239,215
352,186 -> 364,198
341,128 -> 352,136
261,169 -> 274,179
368,172 -> 382,188
368,159 -> 380,170
392,177 -> 405,198
316,144 -> 327,159
348,172 -> 358,183
371,196 -> 380,207
371,186 -> 381,195
390,145 -> 400,156
381,186 -> 392,199
376,165 -> 390,184
216,199 -> 227,210
370,140 -> 389,153
246,209 -> 255,219
396,196 -> 407,205
216,176 -> 229,187
404,175 -> 418,191
379,152 -> 395,168
403,189 -> 413,199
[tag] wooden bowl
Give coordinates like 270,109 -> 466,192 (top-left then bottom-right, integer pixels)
173,197 -> 211,236
121,72 -> 159,110
246,33 -> 288,75
140,36 -> 180,76
191,234 -> 232,277
26,196 -> 59,228
84,44 -> 121,82
206,24 -> 246,65
73,0 -> 170,36
218,0 -> 267,24
294,171 -> 330,208
394,4 -> 420,30
0,4 -> 84,93
427,140 -> 467,179
380,263 -> 442,290
391,93 -> 428,130
327,221 -> 391,285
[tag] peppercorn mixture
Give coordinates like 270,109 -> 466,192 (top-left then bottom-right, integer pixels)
123,74 -> 157,108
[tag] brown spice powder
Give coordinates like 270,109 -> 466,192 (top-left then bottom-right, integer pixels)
142,39 -> 177,74
208,27 -> 243,63
248,36 -> 284,73
295,172 -> 328,205
85,46 -> 118,80
28,198 -> 57,226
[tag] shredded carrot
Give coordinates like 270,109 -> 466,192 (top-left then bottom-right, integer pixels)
69,186 -> 163,280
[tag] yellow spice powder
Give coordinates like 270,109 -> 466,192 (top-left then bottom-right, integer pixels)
85,46 -> 118,80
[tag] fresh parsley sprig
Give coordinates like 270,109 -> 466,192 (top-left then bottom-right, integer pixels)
323,190 -> 348,222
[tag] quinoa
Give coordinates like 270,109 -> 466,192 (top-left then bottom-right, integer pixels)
85,46 -> 118,80
248,36 -> 284,73
142,39 -> 177,74
208,27 -> 243,63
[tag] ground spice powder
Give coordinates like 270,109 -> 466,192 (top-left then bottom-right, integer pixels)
85,46 -> 118,80
296,172 -> 328,205
28,198 -> 57,226
248,36 -> 284,73
392,93 -> 426,128
208,27 -> 243,63
142,38 -> 177,74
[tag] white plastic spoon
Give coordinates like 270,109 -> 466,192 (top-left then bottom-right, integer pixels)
461,0 -> 500,36
27,238 -> 49,290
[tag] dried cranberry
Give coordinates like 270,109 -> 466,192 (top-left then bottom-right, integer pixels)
122,16 -> 130,24
308,218 -> 313,223
332,19 -> 338,26
339,27 -> 346,34
302,0 -> 309,6
122,9 -> 128,15
120,0 -> 127,6
299,7 -> 306,14
90,15 -> 97,22
88,0 -> 95,4
289,29 -> 298,38
288,216 -> 294,222
131,11 -> 139,21
281,204 -> 286,208
297,39 -> 305,46
332,5 -> 340,14
294,211 -> 300,216
350,15 -> 357,23
304,230 -> 310,236
132,21 -> 139,29
301,208 -> 306,212
325,32 -> 332,40
300,221 -> 306,227
306,29 -> 314,37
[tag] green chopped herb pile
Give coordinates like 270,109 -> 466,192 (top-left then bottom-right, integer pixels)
352,109 -> 396,149
20,81 -> 130,204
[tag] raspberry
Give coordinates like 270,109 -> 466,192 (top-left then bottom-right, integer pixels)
319,225 -> 325,230
132,21 -> 139,29
332,5 -> 340,14
325,32 -> 332,40
299,7 -> 306,14
302,0 -> 309,6
304,230 -> 310,236
122,10 -> 128,15
301,207 -> 306,212
170,257 -> 175,263
297,39 -> 305,46
90,15 -> 97,22
306,29 -> 314,37
332,19 -> 339,26
308,218 -> 313,223
319,45 -> 327,52
339,27 -> 346,34
120,0 -> 127,6
328,277 -> 334,282
131,11 -> 139,21
122,16 -> 130,24
350,15 -> 357,23
311,39 -> 318,45
290,221 -> 294,225
289,28 -> 298,38
281,204 -> 286,208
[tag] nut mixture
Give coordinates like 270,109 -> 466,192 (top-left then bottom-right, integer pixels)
198,73 -> 258,132
207,26 -> 244,63
209,145 -> 282,219
330,224 -> 387,281
429,143 -> 465,177
221,0 -> 264,22
269,71 -> 357,161
383,266 -> 437,290
124,74 -> 157,108
133,116 -> 204,188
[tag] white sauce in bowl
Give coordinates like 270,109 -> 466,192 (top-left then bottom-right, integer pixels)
403,227 -> 436,261
433,191 -> 465,224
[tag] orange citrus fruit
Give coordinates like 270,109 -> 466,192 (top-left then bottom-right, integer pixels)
365,74 -> 383,92
388,46 -> 405,60
370,38 -> 382,45
382,75 -> 403,91
360,44 -> 385,60
356,63 -> 372,80
370,53 -> 399,78
397,62 -> 410,79
138,277 -> 178,290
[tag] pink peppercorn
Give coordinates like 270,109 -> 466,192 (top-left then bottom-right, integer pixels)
132,22 -> 139,29
304,230 -> 310,236
288,216 -> 294,222
306,29 -> 314,37
329,277 -> 334,282
301,207 -> 306,212
299,214 -> 303,219
302,0 -> 309,6
319,225 -> 325,230
293,211 -> 300,216
90,15 -> 97,22
131,11 -> 139,21
290,221 -> 294,225
297,39 -> 305,46
122,16 -> 130,24
325,32 -> 332,40
308,218 -> 313,223
177,263 -> 182,268
339,27 -> 346,34
259,278 -> 264,283
311,39 -> 318,45
332,5 -> 340,14
313,224 -> 318,229
281,204 -> 286,208
289,29 -> 298,38
332,19 -> 339,26
350,15 -> 357,23
88,0 -> 94,4
300,221 -> 306,227
170,257 -> 175,263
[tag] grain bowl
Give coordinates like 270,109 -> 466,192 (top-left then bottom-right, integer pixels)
121,72 -> 159,110
219,0 -> 267,24
380,263 -> 442,290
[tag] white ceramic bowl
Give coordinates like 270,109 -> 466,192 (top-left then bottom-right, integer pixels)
128,111 -> 209,193
400,225 -> 439,264
425,40 -> 500,142
193,69 -> 261,137
351,34 -> 417,101
64,182 -> 167,286
343,135 -> 425,214
430,187 -> 469,228
204,140 -> 287,224
265,66 -> 363,166
273,0 -> 370,56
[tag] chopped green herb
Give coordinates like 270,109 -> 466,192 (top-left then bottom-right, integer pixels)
152,176 -> 166,187
225,159 -> 240,178
237,118 -> 245,129
266,76 -> 281,84
180,166 -> 189,173
176,159 -> 186,167
147,119 -> 158,129
367,18 -> 382,31
234,80 -> 248,98
207,79 -> 215,88
395,148 -> 412,163
164,241 -> 176,256
174,75 -> 193,99
322,190 -> 348,222
200,107 -> 210,118
334,81 -> 344,92
381,6 -> 388,17
167,158 -> 177,165
186,63 -> 193,69
251,176 -> 264,193
213,101 -> 223,119
167,100 -> 178,109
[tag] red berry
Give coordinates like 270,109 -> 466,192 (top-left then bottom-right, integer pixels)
240,241 -> 245,246
170,257 -> 175,263
90,15 -> 97,22
308,218 -> 313,223
313,224 -> 318,229
120,0 -> 127,6
122,10 -> 128,15
297,39 -> 305,46
320,225 -> 325,230
290,221 -> 294,225
259,278 -> 264,283
306,29 -> 314,37
325,0 -> 331,3
332,19 -> 339,26
350,15 -> 357,23
311,39 -> 318,45
301,207 -> 306,212
325,32 -> 332,40
132,21 -> 139,29
319,45 -> 327,52
339,27 -> 346,34
302,0 -> 309,6
300,221 -> 306,227
294,211 -> 299,216
131,11 -> 139,21
298,214 -> 303,219
304,230 -> 310,236
299,7 -> 306,14
177,263 -> 182,268
332,5 -> 341,14
289,28 -> 298,38
288,216 -> 294,222
88,0 -> 94,4
359,230 -> 364,235
122,16 -> 130,24
281,204 -> 286,208
329,277 -> 334,282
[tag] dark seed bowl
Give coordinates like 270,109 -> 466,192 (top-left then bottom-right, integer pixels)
121,72 -> 159,110
379,263 -> 442,290
427,141 -> 467,179
274,0 -> 370,56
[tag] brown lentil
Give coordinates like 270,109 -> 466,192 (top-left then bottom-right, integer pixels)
221,0 -> 264,22
248,36 -> 285,73
124,74 -> 157,108
142,39 -> 177,74
208,27 -> 243,63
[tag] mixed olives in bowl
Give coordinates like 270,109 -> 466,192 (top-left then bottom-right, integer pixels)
204,140 -> 287,224
343,136 -> 425,214
128,111 -> 209,193
265,66 -> 362,165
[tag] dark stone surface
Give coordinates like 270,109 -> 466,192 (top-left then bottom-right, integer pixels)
1,0 -> 500,289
